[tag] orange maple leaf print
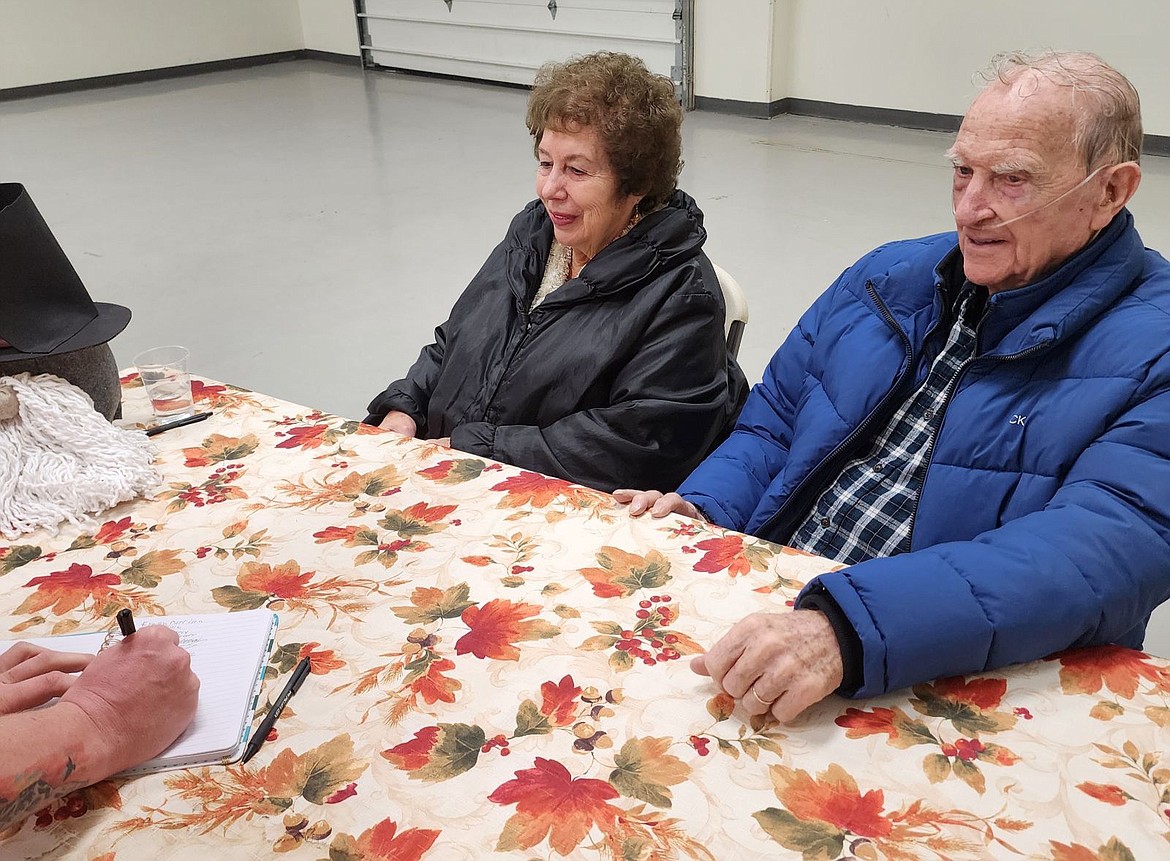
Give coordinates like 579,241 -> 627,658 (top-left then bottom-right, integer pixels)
836,707 -> 901,740
456,600 -> 558,661
18,564 -> 121,615
416,457 -> 496,485
769,763 -> 893,839
298,642 -> 346,674
191,380 -> 226,402
490,472 -> 579,508
182,432 -> 260,466
489,757 -> 621,855
539,676 -> 582,726
276,424 -> 330,450
410,657 -> 460,705
923,676 -> 1008,710
313,525 -> 359,544
579,547 -> 672,599
237,560 -> 315,598
418,460 -> 457,481
383,726 -> 441,771
329,817 -> 440,861
692,535 -> 751,576
1054,645 -> 1170,699
93,517 -> 133,545
400,502 -> 458,523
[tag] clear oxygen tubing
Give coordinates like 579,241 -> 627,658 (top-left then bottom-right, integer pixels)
953,164 -> 1107,229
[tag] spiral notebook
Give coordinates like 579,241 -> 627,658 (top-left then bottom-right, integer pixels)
0,608 -> 277,775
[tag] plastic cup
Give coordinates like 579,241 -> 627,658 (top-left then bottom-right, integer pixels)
134,345 -> 194,418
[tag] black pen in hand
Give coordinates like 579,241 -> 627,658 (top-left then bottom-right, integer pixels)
241,657 -> 312,764
117,608 -> 136,636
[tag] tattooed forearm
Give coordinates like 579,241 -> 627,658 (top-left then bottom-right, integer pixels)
0,758 -> 79,830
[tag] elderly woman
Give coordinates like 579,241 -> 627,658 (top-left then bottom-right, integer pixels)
365,52 -> 747,492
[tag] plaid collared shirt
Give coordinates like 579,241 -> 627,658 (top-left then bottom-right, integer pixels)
788,286 -> 983,565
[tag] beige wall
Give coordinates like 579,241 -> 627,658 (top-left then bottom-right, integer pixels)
0,0 -> 305,90
6,1 -> 1166,137
697,0 -> 1170,136
784,0 -> 1170,134
298,0 -> 360,56
0,0 -> 362,91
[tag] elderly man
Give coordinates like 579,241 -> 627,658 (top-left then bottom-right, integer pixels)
617,50 -> 1170,722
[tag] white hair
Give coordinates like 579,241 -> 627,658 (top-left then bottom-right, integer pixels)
981,50 -> 1143,168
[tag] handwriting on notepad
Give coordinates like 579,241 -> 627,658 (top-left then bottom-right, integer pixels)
140,616 -> 209,651
99,615 -> 210,652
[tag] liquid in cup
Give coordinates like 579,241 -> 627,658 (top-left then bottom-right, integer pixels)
144,378 -> 194,415
134,346 -> 194,417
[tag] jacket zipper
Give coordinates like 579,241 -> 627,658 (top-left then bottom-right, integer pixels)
756,280 -> 921,544
899,335 -> 1052,552
486,280 -> 594,415
475,304 -> 533,422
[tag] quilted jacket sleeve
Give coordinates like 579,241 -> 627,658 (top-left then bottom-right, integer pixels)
449,283 -> 746,494
363,239 -> 513,432
802,347 -> 1170,698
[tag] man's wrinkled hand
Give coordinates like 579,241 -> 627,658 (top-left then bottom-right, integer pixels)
613,489 -> 706,520
691,610 -> 843,723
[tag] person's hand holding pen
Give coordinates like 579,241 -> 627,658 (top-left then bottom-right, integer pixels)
0,610 -> 201,831
56,614 -> 200,783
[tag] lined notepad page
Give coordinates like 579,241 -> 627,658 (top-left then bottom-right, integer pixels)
0,609 -> 277,773
142,609 -> 277,768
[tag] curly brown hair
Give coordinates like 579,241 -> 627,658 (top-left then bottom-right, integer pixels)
526,52 -> 683,212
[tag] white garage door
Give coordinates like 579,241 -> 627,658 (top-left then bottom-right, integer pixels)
356,0 -> 692,106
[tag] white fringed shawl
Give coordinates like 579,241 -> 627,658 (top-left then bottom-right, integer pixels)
0,373 -> 159,539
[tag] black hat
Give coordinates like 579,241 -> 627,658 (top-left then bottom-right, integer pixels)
0,183 -> 131,364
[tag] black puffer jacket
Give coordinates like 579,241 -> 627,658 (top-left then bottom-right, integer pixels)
365,190 -> 747,492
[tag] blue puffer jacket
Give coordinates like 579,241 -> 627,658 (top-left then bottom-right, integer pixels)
679,210 -> 1170,698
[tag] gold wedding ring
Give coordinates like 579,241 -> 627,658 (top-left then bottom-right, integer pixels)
749,687 -> 772,708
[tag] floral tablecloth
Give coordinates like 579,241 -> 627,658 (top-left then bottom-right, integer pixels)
2,376 -> 1168,861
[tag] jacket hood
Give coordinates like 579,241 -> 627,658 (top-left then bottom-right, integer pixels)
502,189 -> 707,305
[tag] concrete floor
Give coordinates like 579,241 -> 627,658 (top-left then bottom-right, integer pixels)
5,58 -> 1169,654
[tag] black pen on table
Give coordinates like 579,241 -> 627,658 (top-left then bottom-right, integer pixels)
145,411 -> 212,437
116,608 -> 136,636
242,657 -> 312,764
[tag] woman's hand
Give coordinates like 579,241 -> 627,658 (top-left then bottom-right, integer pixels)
613,489 -> 706,520
379,410 -> 417,438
